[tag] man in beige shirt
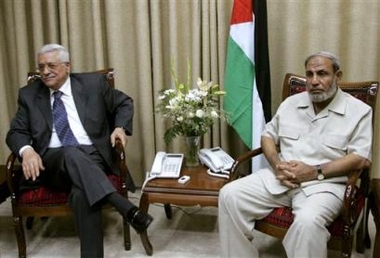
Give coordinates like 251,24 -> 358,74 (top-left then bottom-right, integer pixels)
218,51 -> 372,257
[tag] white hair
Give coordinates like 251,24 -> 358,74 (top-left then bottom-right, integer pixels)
37,44 -> 70,62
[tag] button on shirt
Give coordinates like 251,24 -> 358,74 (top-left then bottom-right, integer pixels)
49,78 -> 93,148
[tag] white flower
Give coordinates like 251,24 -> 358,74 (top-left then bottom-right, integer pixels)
197,77 -> 213,92
164,89 -> 175,94
197,89 -> 208,97
169,98 -> 179,106
195,109 -> 204,118
176,116 -> 184,122
187,112 -> 194,118
197,78 -> 204,87
210,110 -> 219,118
186,90 -> 202,102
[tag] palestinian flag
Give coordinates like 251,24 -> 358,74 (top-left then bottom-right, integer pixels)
224,0 -> 271,171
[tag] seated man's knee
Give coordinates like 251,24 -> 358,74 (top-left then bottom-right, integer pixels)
292,211 -> 322,230
219,182 -> 238,204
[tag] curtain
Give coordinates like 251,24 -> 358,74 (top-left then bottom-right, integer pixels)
1,0 -> 379,186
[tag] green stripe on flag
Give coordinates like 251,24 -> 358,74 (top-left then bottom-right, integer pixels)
224,37 -> 255,148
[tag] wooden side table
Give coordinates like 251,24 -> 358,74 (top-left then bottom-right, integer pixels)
0,165 -> 10,204
139,165 -> 228,255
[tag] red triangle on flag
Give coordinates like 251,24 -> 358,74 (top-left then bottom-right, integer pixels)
230,0 -> 253,25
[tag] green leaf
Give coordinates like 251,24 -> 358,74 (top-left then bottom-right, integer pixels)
163,127 -> 180,145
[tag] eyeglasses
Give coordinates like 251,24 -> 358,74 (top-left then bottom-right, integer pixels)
37,62 -> 67,72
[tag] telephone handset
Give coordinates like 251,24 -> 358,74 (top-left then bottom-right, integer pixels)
150,151 -> 183,178
198,147 -> 234,173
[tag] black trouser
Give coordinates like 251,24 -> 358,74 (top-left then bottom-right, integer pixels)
42,145 -> 116,258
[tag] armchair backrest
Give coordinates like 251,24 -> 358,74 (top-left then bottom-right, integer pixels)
27,68 -> 115,88
282,73 -> 379,110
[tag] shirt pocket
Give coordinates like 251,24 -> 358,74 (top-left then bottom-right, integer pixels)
322,134 -> 348,151
279,126 -> 300,140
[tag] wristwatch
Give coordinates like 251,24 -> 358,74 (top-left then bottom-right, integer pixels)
316,164 -> 325,180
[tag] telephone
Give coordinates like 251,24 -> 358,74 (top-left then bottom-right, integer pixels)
198,147 -> 234,173
150,152 -> 184,178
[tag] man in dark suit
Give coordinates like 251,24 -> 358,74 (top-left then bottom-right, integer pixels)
6,43 -> 153,258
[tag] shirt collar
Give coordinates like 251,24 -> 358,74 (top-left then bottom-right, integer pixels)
50,77 -> 72,97
297,88 -> 346,115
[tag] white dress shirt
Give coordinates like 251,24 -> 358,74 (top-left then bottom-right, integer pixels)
49,78 -> 93,148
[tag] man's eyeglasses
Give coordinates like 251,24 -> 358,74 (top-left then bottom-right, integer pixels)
37,62 -> 67,72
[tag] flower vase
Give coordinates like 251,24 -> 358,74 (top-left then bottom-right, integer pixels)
184,136 -> 201,167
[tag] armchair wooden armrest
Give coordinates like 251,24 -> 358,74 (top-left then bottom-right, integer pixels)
228,147 -> 263,182
343,170 -> 363,225
340,168 -> 369,255
6,152 -> 22,199
114,138 -> 128,194
343,168 -> 370,230
114,138 -> 135,193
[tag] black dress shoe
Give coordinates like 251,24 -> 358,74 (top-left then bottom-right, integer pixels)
127,207 -> 153,234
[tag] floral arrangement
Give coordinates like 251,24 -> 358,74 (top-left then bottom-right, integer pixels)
156,62 -> 226,145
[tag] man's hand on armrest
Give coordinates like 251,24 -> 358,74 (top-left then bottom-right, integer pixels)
21,148 -> 45,181
111,127 -> 128,148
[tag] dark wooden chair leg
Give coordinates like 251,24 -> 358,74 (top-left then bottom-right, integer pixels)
341,241 -> 352,258
356,216 -> 366,253
26,217 -> 34,230
123,219 -> 131,250
140,230 -> 153,256
364,193 -> 373,249
14,216 -> 27,258
341,225 -> 353,258
356,200 -> 371,253
370,180 -> 380,258
139,192 -> 153,255
164,204 -> 172,219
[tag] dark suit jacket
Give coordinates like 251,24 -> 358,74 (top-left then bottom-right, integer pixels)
6,72 -> 134,187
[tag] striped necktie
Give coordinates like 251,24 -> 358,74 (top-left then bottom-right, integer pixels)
52,91 -> 79,146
